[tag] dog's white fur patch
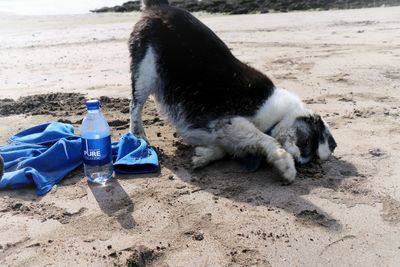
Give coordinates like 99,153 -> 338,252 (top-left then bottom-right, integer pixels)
130,46 -> 159,137
210,117 -> 296,182
318,119 -> 334,160
140,0 -> 146,10
252,87 -> 304,132
269,148 -> 296,183
252,87 -> 317,164
135,46 -> 159,98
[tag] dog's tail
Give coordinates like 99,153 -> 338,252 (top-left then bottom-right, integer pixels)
141,0 -> 169,9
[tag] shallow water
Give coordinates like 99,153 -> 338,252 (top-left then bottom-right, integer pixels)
0,0 -> 128,15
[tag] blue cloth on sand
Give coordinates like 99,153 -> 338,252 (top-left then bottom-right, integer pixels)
112,133 -> 159,174
0,123 -> 159,196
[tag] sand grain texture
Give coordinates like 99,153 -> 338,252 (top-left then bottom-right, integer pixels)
0,7 -> 400,266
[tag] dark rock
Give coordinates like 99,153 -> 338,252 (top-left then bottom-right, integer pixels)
91,1 -> 140,13
91,0 -> 400,14
193,232 -> 204,241
11,203 -> 23,211
109,251 -> 118,258
369,148 -> 385,157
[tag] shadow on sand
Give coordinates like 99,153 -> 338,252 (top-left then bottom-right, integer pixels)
89,178 -> 136,230
0,166 -> 160,230
88,172 -> 159,229
0,144 -> 358,232
160,146 -> 359,232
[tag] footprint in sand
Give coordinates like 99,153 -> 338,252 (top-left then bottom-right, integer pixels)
326,73 -> 353,85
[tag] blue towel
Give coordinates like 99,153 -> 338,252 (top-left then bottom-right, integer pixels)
0,123 -> 159,196
112,133 -> 159,174
9,123 -> 76,145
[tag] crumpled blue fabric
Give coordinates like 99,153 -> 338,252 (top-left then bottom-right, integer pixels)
0,122 -> 159,196
9,123 -> 76,145
112,133 -> 159,174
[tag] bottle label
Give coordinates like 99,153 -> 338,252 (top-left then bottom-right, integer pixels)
82,136 -> 112,166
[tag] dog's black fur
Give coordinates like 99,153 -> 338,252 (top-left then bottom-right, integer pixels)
128,0 -> 336,183
130,4 -> 275,128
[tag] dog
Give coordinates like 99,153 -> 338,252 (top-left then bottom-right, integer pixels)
128,0 -> 337,184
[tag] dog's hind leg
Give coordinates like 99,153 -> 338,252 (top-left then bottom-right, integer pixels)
129,46 -> 159,141
130,96 -> 147,140
212,117 -> 296,184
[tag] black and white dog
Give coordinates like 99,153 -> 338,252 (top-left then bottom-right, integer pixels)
129,0 -> 337,184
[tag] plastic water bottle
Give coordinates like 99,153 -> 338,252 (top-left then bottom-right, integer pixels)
80,99 -> 113,184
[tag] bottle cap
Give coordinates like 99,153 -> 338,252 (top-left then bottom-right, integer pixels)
86,99 -> 100,110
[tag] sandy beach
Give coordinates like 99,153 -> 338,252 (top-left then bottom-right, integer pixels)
1,6 -> 400,266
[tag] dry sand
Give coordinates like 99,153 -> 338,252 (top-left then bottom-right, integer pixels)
1,6 -> 400,266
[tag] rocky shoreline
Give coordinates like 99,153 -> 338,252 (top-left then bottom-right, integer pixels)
91,0 -> 400,14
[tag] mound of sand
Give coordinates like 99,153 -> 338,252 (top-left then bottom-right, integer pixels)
1,6 -> 400,266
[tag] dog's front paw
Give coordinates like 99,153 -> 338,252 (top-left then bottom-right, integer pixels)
191,147 -> 212,169
129,125 -> 149,143
133,131 -> 149,143
191,156 -> 207,170
270,148 -> 296,184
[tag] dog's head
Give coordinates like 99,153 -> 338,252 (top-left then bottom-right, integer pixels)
271,111 -> 337,165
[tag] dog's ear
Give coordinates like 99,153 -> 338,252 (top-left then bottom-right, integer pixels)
313,114 -> 326,142
314,114 -> 337,158
317,115 -> 337,149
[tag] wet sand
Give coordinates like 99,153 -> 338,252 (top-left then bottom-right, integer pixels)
1,6 -> 400,266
